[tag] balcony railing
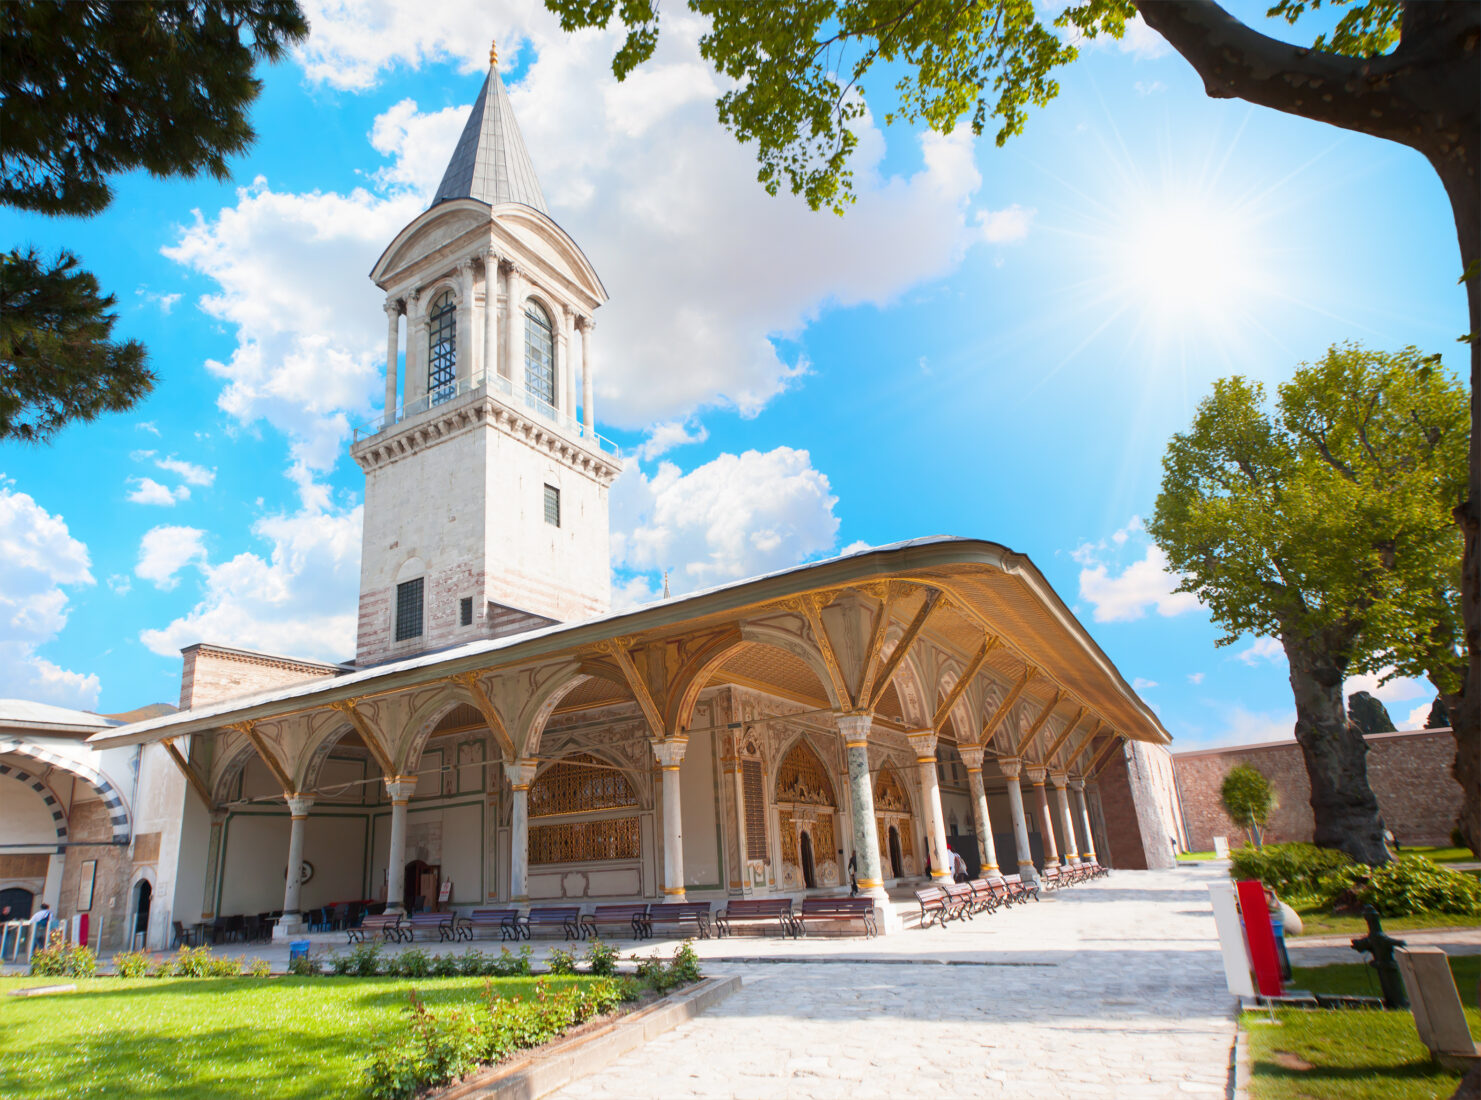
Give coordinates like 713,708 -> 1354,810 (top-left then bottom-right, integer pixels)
353,374 -> 620,457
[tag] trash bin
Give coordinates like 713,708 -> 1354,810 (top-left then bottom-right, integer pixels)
289,940 -> 311,965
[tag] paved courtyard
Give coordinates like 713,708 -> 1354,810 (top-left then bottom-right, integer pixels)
554,863 -> 1236,1100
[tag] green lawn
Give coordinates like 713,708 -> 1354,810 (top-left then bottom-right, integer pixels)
1244,956 -> 1479,1100
1399,846 -> 1475,865
0,974 -> 599,1100
1291,907 -> 1480,938
1178,850 -> 1221,861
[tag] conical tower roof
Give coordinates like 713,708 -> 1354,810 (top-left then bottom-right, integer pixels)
432,47 -> 548,214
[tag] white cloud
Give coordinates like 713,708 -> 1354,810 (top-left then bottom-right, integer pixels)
1132,677 -> 1158,691
976,204 -> 1035,244
636,421 -> 709,462
0,480 -> 100,708
127,478 -> 190,507
136,287 -> 182,314
1187,672 -> 1205,685
1207,704 -> 1296,748
1406,703 -> 1432,730
138,506 -> 362,662
839,540 -> 872,556
136,526 -> 208,590
136,421 -> 161,437
1344,669 -> 1430,705
1118,14 -> 1170,59
1134,80 -> 1166,96
611,447 -> 841,598
1078,543 -> 1199,622
107,574 -> 132,596
1236,637 -> 1285,666
154,455 -> 216,487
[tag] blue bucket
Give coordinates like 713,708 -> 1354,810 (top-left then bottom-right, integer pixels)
288,940 -> 311,963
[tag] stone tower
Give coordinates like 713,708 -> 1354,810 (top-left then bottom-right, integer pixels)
351,47 -> 621,666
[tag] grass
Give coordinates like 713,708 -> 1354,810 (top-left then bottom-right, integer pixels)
1290,907 -> 1480,938
1244,956 -> 1479,1100
1178,850 -> 1221,861
1399,847 -> 1475,865
0,974 -> 601,1100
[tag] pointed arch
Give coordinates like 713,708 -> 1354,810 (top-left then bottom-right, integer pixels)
735,622 -> 844,711
773,736 -> 836,806
872,759 -> 916,817
663,627 -> 745,735
0,739 -> 128,842
0,764 -> 67,843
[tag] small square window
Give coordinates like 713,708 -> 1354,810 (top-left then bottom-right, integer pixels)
460,597 -> 473,626
395,578 -> 424,641
543,484 -> 560,527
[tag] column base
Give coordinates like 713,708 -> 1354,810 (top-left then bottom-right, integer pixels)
1018,861 -> 1039,886
272,914 -> 306,942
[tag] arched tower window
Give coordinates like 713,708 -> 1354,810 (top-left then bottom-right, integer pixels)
524,301 -> 555,410
428,290 -> 456,403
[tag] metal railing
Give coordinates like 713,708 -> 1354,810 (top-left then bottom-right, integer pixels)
353,374 -> 620,457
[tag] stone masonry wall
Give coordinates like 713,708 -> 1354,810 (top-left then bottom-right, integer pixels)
1174,729 -> 1462,850
1096,742 -> 1180,870
180,645 -> 341,710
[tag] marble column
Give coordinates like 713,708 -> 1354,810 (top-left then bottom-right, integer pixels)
999,757 -> 1038,886
1071,778 -> 1097,861
504,762 -> 536,903
578,317 -> 595,434
383,302 -> 400,423
907,730 -> 951,883
957,745 -> 1000,878
726,737 -> 749,891
1052,773 -> 1080,864
277,794 -> 314,934
457,259 -> 475,388
560,305 -> 576,419
837,713 -> 887,901
483,250 -> 499,387
1028,767 -> 1060,870
504,265 -> 525,385
383,777 -> 417,915
652,739 -> 688,899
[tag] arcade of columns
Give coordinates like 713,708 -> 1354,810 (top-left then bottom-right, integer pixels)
155,577 -> 1149,935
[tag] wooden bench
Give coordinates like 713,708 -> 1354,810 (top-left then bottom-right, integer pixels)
943,882 -> 976,920
579,903 -> 649,941
1041,866 -> 1063,890
519,906 -> 582,940
405,912 -> 459,941
796,897 -> 878,938
644,902 -> 713,940
967,879 -> 1000,914
347,913 -> 406,943
1003,874 -> 1039,903
461,908 -> 522,941
915,886 -> 951,928
716,898 -> 796,938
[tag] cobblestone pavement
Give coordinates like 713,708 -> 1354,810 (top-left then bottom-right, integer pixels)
551,864 -> 1236,1100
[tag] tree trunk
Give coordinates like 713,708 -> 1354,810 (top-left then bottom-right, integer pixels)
1283,639 -> 1391,864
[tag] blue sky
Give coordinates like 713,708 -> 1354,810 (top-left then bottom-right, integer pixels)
0,1 -> 1465,744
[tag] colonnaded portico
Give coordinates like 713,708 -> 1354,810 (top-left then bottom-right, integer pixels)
90,540 -> 1173,942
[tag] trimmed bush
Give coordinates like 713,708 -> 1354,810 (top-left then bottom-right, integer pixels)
1322,855 -> 1481,917
28,932 -> 97,978
113,949 -> 152,978
546,946 -> 578,975
1228,842 -> 1353,900
246,957 -> 273,978
151,945 -> 242,977
394,948 -> 433,978
585,939 -> 619,977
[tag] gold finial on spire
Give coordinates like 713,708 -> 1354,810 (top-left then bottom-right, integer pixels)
489,39 -> 498,66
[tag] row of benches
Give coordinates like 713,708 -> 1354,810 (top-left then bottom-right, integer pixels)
1042,860 -> 1107,888
348,895 -> 883,944
915,875 -> 1040,927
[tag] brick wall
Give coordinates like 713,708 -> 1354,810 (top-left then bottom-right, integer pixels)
1174,728 -> 1462,850
180,645 -> 342,710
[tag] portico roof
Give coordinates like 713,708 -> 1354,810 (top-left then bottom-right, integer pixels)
89,537 -> 1168,758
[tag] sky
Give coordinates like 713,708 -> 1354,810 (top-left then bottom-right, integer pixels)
0,1 -> 1466,746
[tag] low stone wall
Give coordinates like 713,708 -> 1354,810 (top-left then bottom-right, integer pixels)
1174,728 -> 1462,850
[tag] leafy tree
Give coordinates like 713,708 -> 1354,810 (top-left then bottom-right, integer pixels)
1148,343 -> 1466,864
1221,764 -> 1274,847
0,0 -> 309,442
544,0 -> 1481,857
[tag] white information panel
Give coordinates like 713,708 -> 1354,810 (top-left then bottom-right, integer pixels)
1213,836 -> 1229,858
1208,879 -> 1255,997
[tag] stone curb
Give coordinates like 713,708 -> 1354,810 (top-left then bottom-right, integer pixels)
436,974 -> 742,1100
1227,1024 -> 1251,1100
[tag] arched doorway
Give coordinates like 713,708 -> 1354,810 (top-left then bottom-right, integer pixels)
873,763 -> 916,881
887,826 -> 904,879
774,740 -> 839,891
133,880 -> 152,948
0,886 -> 33,920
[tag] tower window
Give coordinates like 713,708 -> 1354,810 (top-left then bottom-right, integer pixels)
395,578 -> 424,641
524,302 -> 555,411
460,597 -> 473,626
543,484 -> 560,527
428,290 -> 456,404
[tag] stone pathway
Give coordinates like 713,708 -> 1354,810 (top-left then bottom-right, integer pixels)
551,864 -> 1236,1100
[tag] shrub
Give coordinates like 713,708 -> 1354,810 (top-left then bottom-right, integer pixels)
113,949 -> 151,978
669,940 -> 703,985
28,933 -> 97,978
488,946 -> 532,977
395,948 -> 433,978
1228,842 -> 1353,900
585,939 -> 619,977
1220,764 -> 1274,846
431,952 -> 462,977
343,941 -> 385,977
246,957 -> 273,978
287,952 -> 320,977
456,950 -> 489,977
1322,855 -> 1481,917
546,946 -> 578,975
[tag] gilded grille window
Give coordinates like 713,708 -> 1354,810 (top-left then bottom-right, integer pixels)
543,484 -> 560,527
530,817 -> 640,864
874,766 -> 910,813
428,291 -> 456,404
395,578 -> 424,641
528,754 -> 637,818
775,742 -> 834,805
742,758 -> 766,861
524,301 -> 555,409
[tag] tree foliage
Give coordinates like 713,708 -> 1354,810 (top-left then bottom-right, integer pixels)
0,0 -> 309,442
1221,764 -> 1275,846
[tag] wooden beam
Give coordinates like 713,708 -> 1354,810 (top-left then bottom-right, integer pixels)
797,596 -> 855,712
854,586 -> 896,710
864,587 -> 941,711
450,671 -> 514,756
604,640 -> 666,738
230,720 -> 295,795
1013,689 -> 1065,758
1085,735 -> 1125,780
1040,707 -> 1087,766
163,738 -> 213,808
931,635 -> 997,730
1064,722 -> 1103,771
980,667 -> 1033,746
328,702 -> 398,779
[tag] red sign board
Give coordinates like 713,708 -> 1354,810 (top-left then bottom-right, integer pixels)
1236,879 -> 1284,997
